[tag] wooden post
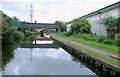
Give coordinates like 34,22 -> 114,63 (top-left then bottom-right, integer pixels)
35,39 -> 37,44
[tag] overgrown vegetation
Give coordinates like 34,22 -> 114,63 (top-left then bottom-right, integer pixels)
2,41 -> 22,68
17,28 -> 37,36
99,16 -> 120,39
74,33 -> 115,45
60,17 -> 92,37
59,16 -> 120,47
55,21 -> 67,32
54,33 -> 118,55
52,35 -> 119,66
54,16 -> 120,56
1,11 -> 37,44
99,16 -> 120,46
61,30 -> 72,36
1,11 -> 24,44
71,18 -> 91,34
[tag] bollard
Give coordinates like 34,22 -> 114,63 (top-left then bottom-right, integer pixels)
74,49 -> 76,56
78,53 -> 81,59
76,51 -> 79,58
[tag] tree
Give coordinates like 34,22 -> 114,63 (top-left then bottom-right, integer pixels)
1,11 -> 24,44
11,16 -> 21,28
71,18 -> 91,34
99,16 -> 116,35
55,21 -> 67,32
99,16 -> 120,39
114,17 -> 120,33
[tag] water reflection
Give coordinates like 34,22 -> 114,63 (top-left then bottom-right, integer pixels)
2,40 -> 22,69
20,35 -> 59,49
3,35 -> 96,75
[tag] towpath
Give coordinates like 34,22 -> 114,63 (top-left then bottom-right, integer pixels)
52,35 -> 120,61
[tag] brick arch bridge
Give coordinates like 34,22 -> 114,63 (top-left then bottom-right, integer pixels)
19,23 -> 60,36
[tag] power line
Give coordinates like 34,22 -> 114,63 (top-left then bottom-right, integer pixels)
30,3 -> 33,23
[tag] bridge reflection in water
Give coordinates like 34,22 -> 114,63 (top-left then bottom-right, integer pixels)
3,35 -> 96,75
20,35 -> 60,49
20,35 -> 60,63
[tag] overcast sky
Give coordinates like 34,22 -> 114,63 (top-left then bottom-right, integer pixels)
0,0 -> 119,23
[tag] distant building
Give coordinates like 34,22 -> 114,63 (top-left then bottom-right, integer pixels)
66,22 -> 71,32
67,1 -> 120,36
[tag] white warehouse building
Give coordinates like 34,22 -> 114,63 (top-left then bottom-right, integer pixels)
67,2 -> 120,36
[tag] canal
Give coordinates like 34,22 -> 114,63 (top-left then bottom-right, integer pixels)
2,35 -> 97,75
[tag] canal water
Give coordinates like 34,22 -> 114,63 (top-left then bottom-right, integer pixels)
2,35 -> 97,75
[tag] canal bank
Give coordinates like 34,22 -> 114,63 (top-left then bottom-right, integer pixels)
50,35 -> 120,76
2,35 -> 97,75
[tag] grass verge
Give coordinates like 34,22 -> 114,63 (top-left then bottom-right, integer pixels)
54,33 -> 119,55
51,35 -> 120,67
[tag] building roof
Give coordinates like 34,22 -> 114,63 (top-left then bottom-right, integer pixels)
81,1 -> 119,18
68,1 -> 120,24
19,23 -> 59,29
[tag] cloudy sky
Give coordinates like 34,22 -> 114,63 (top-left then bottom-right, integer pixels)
0,0 -> 119,23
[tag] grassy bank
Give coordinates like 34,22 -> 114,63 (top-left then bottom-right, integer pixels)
51,35 -> 119,67
1,11 -> 38,44
54,33 -> 119,55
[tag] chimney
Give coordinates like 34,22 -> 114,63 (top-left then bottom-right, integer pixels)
35,20 -> 37,23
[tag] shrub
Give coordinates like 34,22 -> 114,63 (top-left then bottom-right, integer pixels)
73,33 -> 116,45
115,17 -> 120,33
74,33 -> 93,40
65,30 -> 73,36
102,39 -> 115,45
86,36 -> 98,41
115,39 -> 120,46
14,31 -> 24,40
96,36 -> 105,43
61,30 -> 73,36
71,18 -> 91,34
55,21 -> 67,32
2,11 -> 24,44
99,16 -> 120,38
61,32 -> 66,36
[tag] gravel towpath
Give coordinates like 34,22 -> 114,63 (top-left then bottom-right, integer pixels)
53,35 -> 120,61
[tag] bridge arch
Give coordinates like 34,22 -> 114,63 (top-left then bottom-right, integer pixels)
19,23 -> 60,36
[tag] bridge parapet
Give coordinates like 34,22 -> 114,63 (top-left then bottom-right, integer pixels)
19,23 -> 59,29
